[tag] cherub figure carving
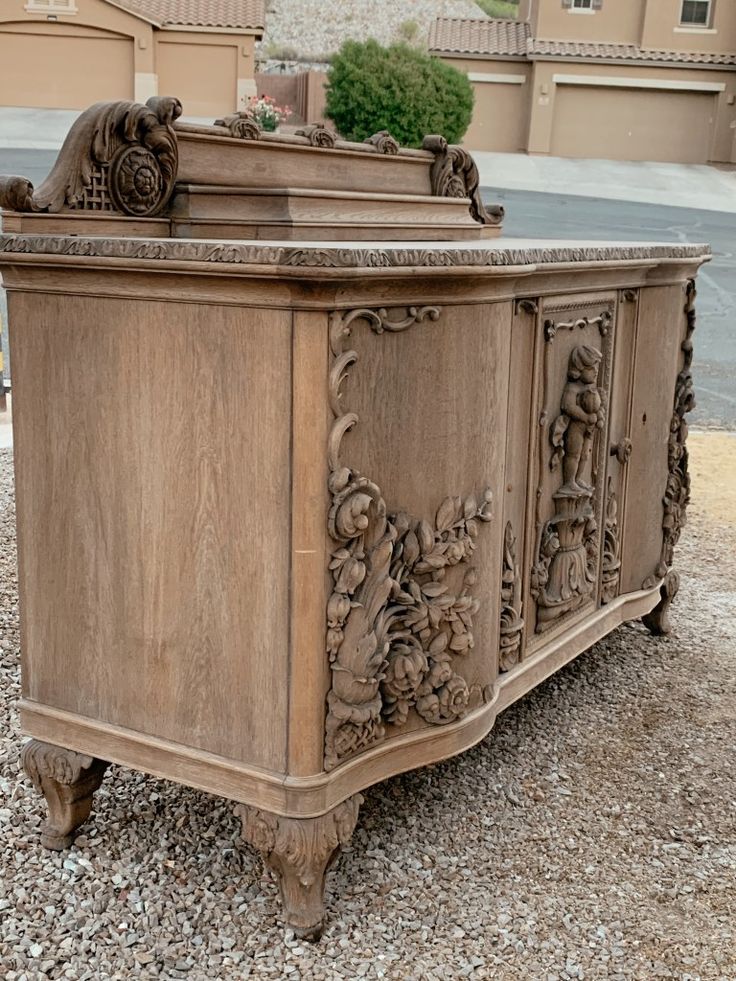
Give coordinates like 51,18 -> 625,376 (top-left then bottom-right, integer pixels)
551,345 -> 606,495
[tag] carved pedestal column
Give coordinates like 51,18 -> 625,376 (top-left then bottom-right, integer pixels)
21,740 -> 109,850
236,795 -> 363,940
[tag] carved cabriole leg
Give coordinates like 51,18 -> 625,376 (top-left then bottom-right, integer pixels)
21,740 -> 109,850
236,794 -> 363,941
642,569 -> 680,637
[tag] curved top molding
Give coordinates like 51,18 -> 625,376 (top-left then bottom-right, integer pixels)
0,234 -> 711,271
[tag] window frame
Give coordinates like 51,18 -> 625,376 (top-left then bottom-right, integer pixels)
679,0 -> 712,28
572,0 -> 594,8
24,0 -> 78,12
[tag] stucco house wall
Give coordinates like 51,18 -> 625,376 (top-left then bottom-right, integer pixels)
432,0 -> 736,164
0,0 -> 262,116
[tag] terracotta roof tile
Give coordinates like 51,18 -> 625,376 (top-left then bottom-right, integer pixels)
529,38 -> 736,66
117,0 -> 265,31
429,17 -> 530,58
430,16 -> 736,66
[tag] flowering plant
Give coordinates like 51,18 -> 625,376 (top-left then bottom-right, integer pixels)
243,95 -> 291,131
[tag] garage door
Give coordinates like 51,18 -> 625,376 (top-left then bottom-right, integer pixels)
0,28 -> 134,109
551,85 -> 715,164
158,42 -> 237,118
465,79 -> 528,153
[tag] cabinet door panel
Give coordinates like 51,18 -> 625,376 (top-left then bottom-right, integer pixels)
621,284 -> 689,593
526,292 -> 617,648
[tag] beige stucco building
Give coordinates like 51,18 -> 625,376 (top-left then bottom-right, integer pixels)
431,0 -> 736,163
0,0 -> 264,118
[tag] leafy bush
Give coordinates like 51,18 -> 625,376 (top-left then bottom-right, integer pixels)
325,40 -> 474,147
475,0 -> 519,16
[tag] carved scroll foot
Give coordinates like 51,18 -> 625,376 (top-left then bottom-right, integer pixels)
21,740 -> 109,850
642,570 -> 680,636
236,794 -> 363,940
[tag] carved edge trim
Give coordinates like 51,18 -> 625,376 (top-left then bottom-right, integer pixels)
0,236 -> 711,270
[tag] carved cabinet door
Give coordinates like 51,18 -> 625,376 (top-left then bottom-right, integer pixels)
523,292 -> 619,650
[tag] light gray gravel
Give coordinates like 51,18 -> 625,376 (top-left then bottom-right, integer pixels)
1,443 -> 735,980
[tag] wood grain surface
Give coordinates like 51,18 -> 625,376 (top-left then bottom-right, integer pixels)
11,293 -> 292,770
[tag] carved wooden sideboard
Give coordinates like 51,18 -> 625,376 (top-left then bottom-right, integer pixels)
0,100 -> 708,940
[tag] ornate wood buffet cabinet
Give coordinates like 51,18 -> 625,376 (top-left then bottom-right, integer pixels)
0,100 -> 708,939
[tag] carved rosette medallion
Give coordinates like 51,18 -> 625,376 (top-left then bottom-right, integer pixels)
109,146 -> 163,216
499,522 -> 524,672
325,307 -> 495,771
532,306 -> 614,632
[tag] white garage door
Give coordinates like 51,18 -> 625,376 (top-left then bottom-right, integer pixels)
551,85 -> 716,164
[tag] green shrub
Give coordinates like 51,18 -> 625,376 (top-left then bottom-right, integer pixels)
475,0 -> 519,16
325,39 -> 474,148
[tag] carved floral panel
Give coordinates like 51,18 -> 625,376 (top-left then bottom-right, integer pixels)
324,307 -> 497,771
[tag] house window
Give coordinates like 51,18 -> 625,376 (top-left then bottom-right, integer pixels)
680,0 -> 712,26
562,0 -> 601,11
25,0 -> 77,12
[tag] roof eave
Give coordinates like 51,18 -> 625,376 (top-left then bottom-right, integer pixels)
160,23 -> 264,35
529,52 -> 736,70
430,50 -> 529,62
103,0 -> 161,27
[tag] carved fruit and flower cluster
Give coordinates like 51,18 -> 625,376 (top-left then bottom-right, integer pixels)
325,478 -> 493,769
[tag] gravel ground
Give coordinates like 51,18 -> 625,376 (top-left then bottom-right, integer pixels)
1,434 -> 735,980
259,0 -> 485,59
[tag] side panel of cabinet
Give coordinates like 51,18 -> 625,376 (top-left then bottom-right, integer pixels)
620,283 -> 687,593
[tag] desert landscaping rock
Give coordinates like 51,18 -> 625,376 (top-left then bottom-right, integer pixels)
0,435 -> 734,979
259,0 -> 484,59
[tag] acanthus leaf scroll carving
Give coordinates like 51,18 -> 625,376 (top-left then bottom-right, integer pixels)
296,124 -> 338,148
421,135 -> 504,227
0,97 -> 181,218
601,476 -> 621,605
650,279 -> 697,584
325,306 -> 495,771
364,131 -> 400,155
499,522 -> 524,672
214,111 -> 262,140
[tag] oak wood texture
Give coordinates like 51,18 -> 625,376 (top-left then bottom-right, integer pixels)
11,292 -> 292,770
